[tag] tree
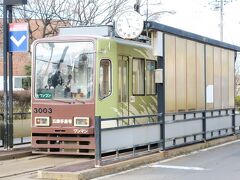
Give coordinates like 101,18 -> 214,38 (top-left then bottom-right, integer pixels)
6,0 -> 130,41
56,0 -> 130,26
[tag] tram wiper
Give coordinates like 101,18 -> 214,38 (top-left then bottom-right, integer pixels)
51,99 -> 85,104
52,99 -> 72,104
72,99 -> 85,104
59,46 -> 69,63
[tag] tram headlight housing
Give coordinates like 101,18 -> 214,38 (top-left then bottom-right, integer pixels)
35,117 -> 50,126
74,117 -> 90,127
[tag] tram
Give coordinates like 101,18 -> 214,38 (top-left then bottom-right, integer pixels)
31,25 -> 157,155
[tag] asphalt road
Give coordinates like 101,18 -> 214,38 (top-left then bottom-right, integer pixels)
98,139 -> 240,180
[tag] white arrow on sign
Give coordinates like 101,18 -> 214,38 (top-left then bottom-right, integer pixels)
10,35 -> 26,47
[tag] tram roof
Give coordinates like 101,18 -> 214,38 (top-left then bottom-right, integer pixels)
35,22 -> 240,52
145,21 -> 240,52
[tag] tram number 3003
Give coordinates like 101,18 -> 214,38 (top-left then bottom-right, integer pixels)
73,129 -> 88,134
34,108 -> 52,114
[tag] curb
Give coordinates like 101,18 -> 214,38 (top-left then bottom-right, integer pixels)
38,135 -> 239,180
0,150 -> 32,161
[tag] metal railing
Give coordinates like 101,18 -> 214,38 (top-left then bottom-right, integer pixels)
95,108 -> 238,166
95,114 -> 163,166
0,112 -> 31,147
164,108 -> 236,149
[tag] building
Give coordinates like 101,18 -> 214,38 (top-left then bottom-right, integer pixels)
0,18 -> 66,91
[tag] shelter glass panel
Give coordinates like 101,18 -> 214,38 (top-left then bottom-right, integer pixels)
214,47 -> 222,109
176,37 -> 187,111
221,49 -> 229,108
206,45 -> 214,109
228,51 -> 235,107
186,40 -> 197,110
165,34 -> 176,112
196,43 -> 205,110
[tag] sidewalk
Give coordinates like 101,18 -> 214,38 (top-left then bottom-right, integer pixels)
38,135 -> 240,180
0,144 -> 32,161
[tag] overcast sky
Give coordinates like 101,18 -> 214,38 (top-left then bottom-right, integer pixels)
163,0 -> 240,45
134,0 -> 240,46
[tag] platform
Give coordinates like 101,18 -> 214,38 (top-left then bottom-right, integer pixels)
0,144 -> 32,161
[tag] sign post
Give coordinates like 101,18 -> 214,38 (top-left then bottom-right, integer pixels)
3,0 -> 28,150
3,3 -> 9,150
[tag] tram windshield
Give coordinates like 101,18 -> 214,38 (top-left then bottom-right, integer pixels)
34,41 -> 94,100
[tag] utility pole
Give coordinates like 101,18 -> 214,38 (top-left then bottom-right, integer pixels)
209,0 -> 233,41
220,0 -> 223,41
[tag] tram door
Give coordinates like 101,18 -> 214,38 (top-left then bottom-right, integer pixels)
118,56 -> 129,117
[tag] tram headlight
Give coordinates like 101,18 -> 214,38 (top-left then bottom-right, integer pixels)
35,117 -> 50,126
74,117 -> 90,127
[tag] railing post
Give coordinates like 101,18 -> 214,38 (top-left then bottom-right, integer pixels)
160,114 -> 165,151
202,111 -> 206,141
232,108 -> 236,134
0,114 -> 4,146
157,53 -> 165,151
95,116 -> 102,167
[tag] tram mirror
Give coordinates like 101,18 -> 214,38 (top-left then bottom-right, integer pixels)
155,69 -> 163,83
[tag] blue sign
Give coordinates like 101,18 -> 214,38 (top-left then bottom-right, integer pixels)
9,23 -> 29,52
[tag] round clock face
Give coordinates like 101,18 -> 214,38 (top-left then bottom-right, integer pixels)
115,11 -> 144,39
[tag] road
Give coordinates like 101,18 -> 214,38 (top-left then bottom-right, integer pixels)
98,139 -> 240,180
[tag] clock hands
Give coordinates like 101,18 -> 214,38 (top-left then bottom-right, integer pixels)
125,15 -> 131,28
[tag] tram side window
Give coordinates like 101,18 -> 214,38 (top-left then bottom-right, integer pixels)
146,60 -> 156,95
99,59 -> 112,99
132,58 -> 145,95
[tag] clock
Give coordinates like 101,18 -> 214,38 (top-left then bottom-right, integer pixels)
115,11 -> 144,39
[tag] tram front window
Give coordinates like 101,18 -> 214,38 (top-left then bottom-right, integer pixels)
34,41 -> 94,100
